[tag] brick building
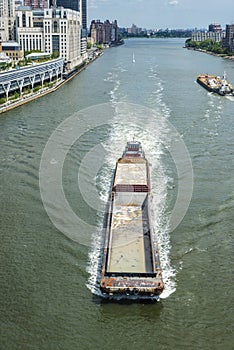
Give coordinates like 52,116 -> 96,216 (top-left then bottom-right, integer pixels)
90,19 -> 118,45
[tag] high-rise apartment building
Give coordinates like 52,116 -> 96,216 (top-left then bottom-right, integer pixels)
52,0 -> 87,56
16,6 -> 82,68
191,30 -> 224,43
0,0 -> 15,40
90,19 -> 118,45
208,23 -> 222,33
223,24 -> 234,52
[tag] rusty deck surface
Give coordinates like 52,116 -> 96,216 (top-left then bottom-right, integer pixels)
106,192 -> 154,274
113,158 -> 147,187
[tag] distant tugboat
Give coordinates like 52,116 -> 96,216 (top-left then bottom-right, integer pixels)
197,72 -> 234,96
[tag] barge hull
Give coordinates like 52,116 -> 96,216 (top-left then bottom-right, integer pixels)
100,141 -> 164,298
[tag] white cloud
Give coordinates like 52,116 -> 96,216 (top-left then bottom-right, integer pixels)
89,0 -> 111,9
89,0 -> 97,9
168,0 -> 179,5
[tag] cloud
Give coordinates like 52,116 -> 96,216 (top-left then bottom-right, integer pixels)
88,0 -> 111,8
89,0 -> 97,8
89,0 -> 111,8
168,0 -> 179,5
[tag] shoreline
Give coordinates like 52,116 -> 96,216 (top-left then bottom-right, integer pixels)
0,52 -> 102,114
186,47 -> 234,60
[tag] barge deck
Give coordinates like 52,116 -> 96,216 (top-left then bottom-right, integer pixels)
100,141 -> 164,298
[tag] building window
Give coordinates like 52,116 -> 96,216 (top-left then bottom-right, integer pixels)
22,13 -> 26,28
52,35 -> 60,53
53,21 -> 58,33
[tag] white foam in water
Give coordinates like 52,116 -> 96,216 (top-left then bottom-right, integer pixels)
87,128 -> 176,300
87,69 -> 177,301
226,95 -> 234,101
86,225 -> 103,297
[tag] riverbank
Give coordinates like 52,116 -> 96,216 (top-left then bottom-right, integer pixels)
0,51 -> 103,114
186,47 -> 234,60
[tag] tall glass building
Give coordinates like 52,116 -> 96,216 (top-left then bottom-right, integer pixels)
81,0 -> 86,30
55,0 -> 79,11
51,0 -> 86,29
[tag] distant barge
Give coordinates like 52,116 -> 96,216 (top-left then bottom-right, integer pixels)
197,72 -> 234,96
100,141 -> 164,298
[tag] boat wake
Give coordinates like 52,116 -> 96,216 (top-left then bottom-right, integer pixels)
86,113 -> 177,300
87,64 -> 177,301
225,95 -> 234,101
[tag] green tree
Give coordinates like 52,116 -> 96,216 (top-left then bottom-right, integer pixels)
186,38 -> 229,55
51,51 -> 59,59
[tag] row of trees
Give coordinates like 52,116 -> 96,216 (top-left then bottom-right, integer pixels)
185,38 -> 230,55
152,30 -> 192,38
119,30 -> 193,39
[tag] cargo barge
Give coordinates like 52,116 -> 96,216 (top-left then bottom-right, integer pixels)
197,72 -> 234,96
100,141 -> 164,298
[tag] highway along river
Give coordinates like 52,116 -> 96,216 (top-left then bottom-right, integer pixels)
0,38 -> 233,350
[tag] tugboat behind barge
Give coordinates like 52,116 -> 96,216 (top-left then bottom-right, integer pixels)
100,141 -> 164,298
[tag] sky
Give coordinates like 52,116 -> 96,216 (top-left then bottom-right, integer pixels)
88,0 -> 234,30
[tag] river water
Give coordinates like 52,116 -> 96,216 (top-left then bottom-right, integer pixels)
0,38 -> 233,350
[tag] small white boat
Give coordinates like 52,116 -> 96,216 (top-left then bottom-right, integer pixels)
132,52 -> 135,63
